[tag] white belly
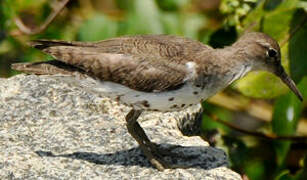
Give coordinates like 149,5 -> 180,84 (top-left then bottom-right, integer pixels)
80,78 -> 224,112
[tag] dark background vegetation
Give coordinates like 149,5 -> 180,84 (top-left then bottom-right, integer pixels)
1,0 -> 307,179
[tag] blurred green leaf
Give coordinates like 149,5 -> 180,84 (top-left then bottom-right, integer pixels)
78,14 -> 118,41
181,13 -> 206,39
161,12 -> 206,39
263,0 -> 283,11
240,0 -> 299,37
272,77 -> 307,134
160,12 -> 181,35
155,0 -> 187,11
289,10 -> 307,82
115,0 -> 133,10
275,169 -> 291,180
272,77 -> 306,166
1,0 -> 15,32
15,0 -> 46,10
245,160 -> 266,180
118,0 -> 163,35
134,0 -> 163,34
261,9 -> 295,41
234,72 -> 288,99
0,2 -> 6,41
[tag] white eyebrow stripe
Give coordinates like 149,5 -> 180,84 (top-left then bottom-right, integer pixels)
256,41 -> 271,49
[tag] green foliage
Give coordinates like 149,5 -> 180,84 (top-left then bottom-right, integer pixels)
234,71 -> 288,98
289,10 -> 307,82
272,78 -> 307,166
220,0 -> 257,29
275,156 -> 307,180
78,14 -> 118,41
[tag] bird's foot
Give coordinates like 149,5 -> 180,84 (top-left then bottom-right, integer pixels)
139,142 -> 190,171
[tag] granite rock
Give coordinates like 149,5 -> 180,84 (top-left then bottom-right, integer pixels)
0,74 -> 241,179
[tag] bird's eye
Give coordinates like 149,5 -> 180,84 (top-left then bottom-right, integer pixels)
267,48 -> 277,58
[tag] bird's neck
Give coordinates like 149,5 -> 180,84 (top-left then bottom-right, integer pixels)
215,46 -> 254,82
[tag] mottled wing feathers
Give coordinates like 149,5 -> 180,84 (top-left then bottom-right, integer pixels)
19,35 -> 210,92
93,54 -> 187,92
95,35 -> 211,57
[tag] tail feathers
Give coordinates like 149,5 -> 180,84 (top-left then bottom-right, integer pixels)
29,40 -> 96,50
11,60 -> 87,76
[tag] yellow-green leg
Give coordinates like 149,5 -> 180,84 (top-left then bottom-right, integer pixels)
125,109 -> 170,171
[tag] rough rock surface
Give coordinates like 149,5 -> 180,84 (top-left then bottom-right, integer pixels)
0,74 -> 241,179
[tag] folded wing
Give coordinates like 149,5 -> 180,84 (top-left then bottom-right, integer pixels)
15,35 -> 211,92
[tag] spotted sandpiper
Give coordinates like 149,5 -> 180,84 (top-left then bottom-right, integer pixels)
12,32 -> 303,170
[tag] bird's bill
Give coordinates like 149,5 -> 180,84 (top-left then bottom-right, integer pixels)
276,68 -> 303,101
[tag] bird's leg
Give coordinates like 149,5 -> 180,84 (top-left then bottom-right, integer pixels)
125,109 -> 170,171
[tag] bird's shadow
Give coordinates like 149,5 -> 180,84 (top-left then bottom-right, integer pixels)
35,143 -> 227,170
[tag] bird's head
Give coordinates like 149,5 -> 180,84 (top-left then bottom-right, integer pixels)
233,32 -> 303,101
